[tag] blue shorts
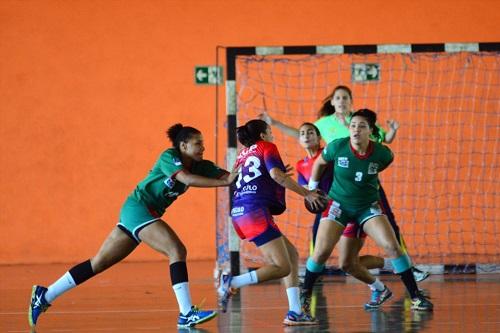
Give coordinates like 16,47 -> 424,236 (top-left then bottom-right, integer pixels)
231,205 -> 282,246
118,197 -> 161,243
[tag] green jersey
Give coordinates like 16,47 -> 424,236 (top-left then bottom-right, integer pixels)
322,137 -> 393,208
131,148 -> 226,215
314,113 -> 387,143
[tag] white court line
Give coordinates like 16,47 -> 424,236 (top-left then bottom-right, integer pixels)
8,327 -> 167,332
3,302 -> 500,316
1,309 -> 174,315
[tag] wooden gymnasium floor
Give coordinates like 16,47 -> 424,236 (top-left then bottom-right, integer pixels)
1,261 -> 499,332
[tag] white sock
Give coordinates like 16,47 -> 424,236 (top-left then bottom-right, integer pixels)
368,278 -> 385,291
44,271 -> 76,303
383,258 -> 394,271
172,282 -> 192,315
230,270 -> 258,289
286,287 -> 302,314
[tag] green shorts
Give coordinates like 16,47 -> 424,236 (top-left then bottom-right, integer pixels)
320,199 -> 384,228
118,196 -> 161,243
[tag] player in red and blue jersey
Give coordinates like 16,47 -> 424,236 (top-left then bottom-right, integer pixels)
217,119 -> 324,326
296,123 -> 333,255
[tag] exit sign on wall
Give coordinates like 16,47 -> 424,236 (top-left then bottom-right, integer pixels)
352,63 -> 380,82
195,66 -> 223,85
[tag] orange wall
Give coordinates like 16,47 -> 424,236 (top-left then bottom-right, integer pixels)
1,0 -> 499,264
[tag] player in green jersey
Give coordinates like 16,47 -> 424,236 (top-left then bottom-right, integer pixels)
28,124 -> 238,329
296,122 -> 397,311
304,109 -> 433,312
260,85 -> 428,292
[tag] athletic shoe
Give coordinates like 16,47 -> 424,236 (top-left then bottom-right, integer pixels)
300,289 -> 312,316
417,288 -> 431,298
177,306 -> 218,328
283,310 -> 319,326
217,273 -> 233,313
412,267 -> 430,282
364,286 -> 393,309
411,294 -> 434,311
28,285 -> 51,327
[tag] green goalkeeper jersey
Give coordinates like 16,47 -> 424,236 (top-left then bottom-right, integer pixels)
322,137 -> 393,208
130,148 -> 226,215
314,113 -> 387,143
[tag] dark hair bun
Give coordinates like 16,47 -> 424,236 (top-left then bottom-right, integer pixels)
167,123 -> 183,144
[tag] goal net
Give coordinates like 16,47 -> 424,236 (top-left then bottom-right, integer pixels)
216,45 -> 499,273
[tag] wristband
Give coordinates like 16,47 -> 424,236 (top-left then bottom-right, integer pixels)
308,180 -> 319,190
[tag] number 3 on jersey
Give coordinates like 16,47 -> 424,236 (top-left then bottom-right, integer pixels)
236,156 -> 262,188
355,172 -> 363,182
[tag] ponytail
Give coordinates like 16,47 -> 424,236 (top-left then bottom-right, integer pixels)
166,123 -> 201,149
318,95 -> 336,118
236,119 -> 268,147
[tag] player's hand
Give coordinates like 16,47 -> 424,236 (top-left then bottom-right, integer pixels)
304,189 -> 326,210
258,111 -> 273,125
225,165 -> 240,185
387,119 -> 400,131
284,164 -> 294,177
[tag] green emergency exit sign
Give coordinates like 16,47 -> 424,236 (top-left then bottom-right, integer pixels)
195,66 -> 223,85
352,63 -> 380,82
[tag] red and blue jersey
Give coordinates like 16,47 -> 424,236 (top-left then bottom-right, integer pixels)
232,141 -> 286,215
296,148 -> 333,193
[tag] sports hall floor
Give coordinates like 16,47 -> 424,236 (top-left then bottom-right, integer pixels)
1,261 -> 498,332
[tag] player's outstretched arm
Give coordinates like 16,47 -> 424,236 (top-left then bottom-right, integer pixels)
384,119 -> 400,144
176,169 -> 237,188
269,167 -> 307,196
259,111 -> 299,138
269,167 -> 324,209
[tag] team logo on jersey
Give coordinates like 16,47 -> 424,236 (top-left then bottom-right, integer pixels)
238,144 -> 258,158
172,157 -> 182,166
231,206 -> 245,217
338,157 -> 349,168
329,200 -> 342,218
368,162 -> 379,174
164,177 -> 175,189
